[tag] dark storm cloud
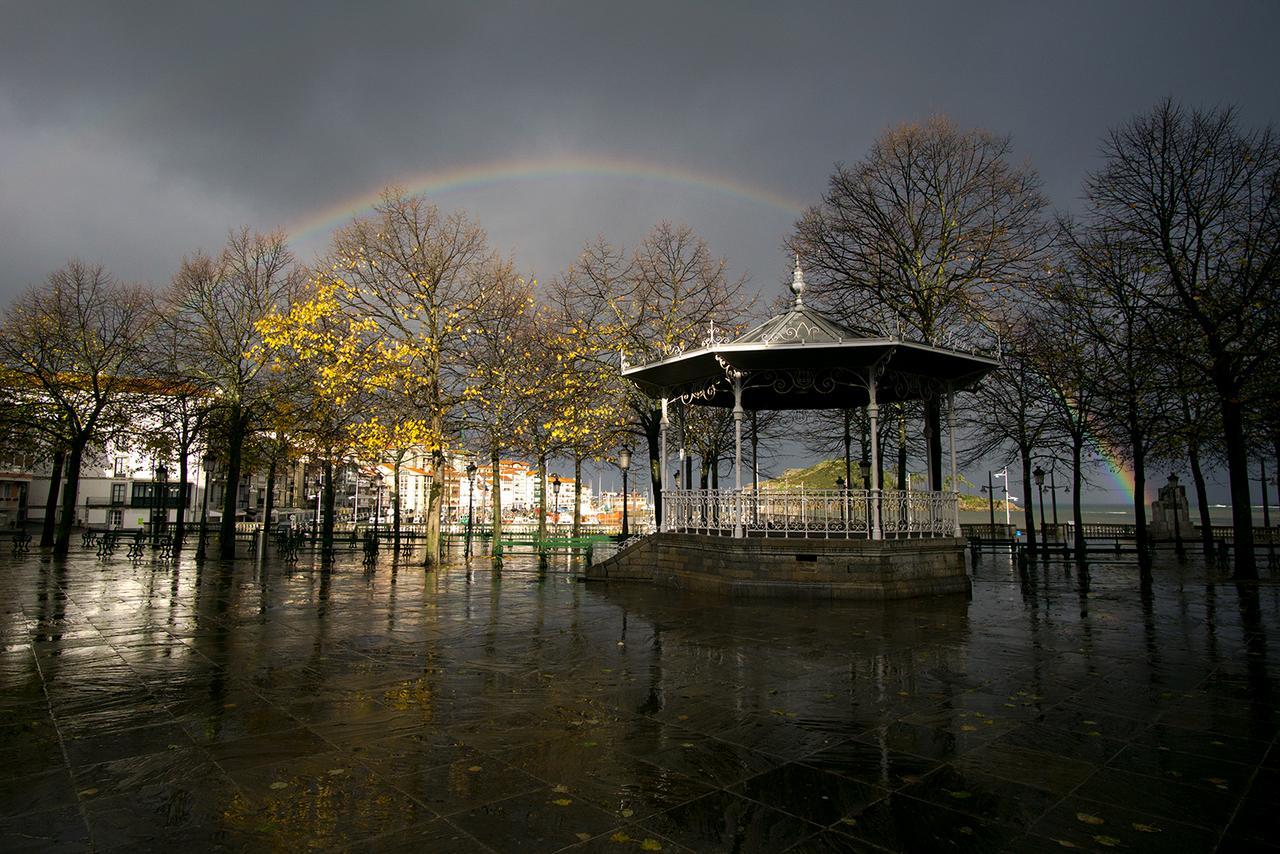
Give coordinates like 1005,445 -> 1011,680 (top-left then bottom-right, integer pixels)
1,0 -> 1277,294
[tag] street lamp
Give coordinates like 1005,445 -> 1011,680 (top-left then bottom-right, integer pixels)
1033,465 -> 1047,549
465,462 -> 477,557
550,474 -> 561,529
993,467 -> 1012,528
152,460 -> 169,544
618,448 -> 632,538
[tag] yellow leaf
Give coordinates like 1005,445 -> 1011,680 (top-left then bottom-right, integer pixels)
1076,813 -> 1104,825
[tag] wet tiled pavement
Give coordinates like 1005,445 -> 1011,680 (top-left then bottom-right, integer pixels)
1,545 -> 1277,852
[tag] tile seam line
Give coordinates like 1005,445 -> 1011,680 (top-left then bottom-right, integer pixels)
27,585 -> 95,849
1212,732 -> 1277,851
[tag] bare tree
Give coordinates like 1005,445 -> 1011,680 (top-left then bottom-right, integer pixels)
328,189 -> 495,564
145,305 -> 216,551
793,116 -> 1052,492
0,261 -> 153,554
1035,262 -> 1107,557
552,224 -> 754,525
168,229 -> 304,559
1082,100 -> 1280,578
963,308 -> 1055,558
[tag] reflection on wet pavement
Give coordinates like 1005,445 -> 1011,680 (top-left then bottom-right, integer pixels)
0,548 -> 1277,852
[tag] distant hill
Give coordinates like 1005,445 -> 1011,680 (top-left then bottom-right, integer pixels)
760,458 -> 1019,510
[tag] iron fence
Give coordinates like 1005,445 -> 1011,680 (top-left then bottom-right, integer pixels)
663,488 -> 958,539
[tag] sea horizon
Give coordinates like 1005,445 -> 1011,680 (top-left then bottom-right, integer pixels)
960,501 -> 1277,527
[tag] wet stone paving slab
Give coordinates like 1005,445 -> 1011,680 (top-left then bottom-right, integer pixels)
0,545 -> 1277,852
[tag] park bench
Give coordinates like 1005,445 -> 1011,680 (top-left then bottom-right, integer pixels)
96,531 -> 122,558
11,530 -> 31,553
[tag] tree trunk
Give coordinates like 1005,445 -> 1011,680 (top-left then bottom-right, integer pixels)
54,439 -> 86,556
842,410 -> 853,490
699,460 -> 709,490
537,454 -> 548,544
860,412 -> 871,488
392,454 -> 402,550
751,412 -> 759,492
1020,445 -> 1037,559
897,413 -> 908,492
174,449 -> 189,551
263,458 -> 276,545
572,456 -> 582,539
1072,436 -> 1086,557
646,416 -> 662,528
1129,417 -> 1150,567
491,449 -> 503,558
423,447 -> 444,566
925,398 -> 943,491
219,404 -> 246,560
40,448 -> 65,547
1189,445 -> 1214,555
1218,380 -> 1255,578
321,457 -> 335,559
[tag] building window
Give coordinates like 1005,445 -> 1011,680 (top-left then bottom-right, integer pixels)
110,510 -> 123,528
111,483 -> 126,505
114,457 -> 128,477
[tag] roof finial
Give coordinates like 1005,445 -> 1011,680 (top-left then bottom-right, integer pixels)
790,254 -> 806,306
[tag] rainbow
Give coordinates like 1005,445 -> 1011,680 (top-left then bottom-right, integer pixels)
287,153 -> 807,242
1096,441 -> 1141,504
1057,397 -> 1144,504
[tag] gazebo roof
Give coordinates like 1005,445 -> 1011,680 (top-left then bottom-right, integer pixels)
622,259 -> 998,410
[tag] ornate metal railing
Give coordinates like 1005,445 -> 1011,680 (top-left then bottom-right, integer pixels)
663,488 -> 958,539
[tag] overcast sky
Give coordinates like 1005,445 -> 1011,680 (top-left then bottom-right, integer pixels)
2,1 -> 1276,502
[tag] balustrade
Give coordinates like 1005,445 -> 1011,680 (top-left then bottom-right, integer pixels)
663,488 -> 958,539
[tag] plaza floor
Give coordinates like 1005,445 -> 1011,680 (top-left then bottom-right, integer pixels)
0,542 -> 1277,853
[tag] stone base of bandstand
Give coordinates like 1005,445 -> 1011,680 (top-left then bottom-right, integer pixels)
585,532 -> 970,600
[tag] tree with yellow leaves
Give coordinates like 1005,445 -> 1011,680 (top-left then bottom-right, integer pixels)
256,276 -> 388,557
349,413 -> 433,550
541,325 -> 630,537
326,188 -> 497,565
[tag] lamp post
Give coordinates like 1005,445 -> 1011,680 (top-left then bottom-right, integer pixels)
619,448 -> 631,538
1033,465 -> 1046,551
151,460 -> 169,545
465,461 -> 476,557
994,467 -> 1012,529
551,474 -> 561,531
314,475 -> 323,540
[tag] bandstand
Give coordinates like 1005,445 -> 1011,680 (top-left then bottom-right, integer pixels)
587,260 -> 998,599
